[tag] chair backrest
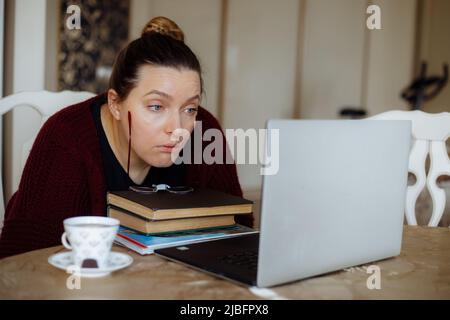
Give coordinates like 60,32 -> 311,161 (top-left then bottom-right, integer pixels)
0,90 -> 96,228
369,110 -> 450,227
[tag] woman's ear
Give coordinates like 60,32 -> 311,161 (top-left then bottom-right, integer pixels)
107,89 -> 122,120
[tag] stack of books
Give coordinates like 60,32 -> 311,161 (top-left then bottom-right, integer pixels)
107,188 -> 255,254
115,225 -> 257,255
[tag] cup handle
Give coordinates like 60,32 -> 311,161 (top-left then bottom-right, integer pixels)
61,232 -> 72,250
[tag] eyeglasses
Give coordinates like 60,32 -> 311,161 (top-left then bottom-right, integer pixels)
129,184 -> 194,194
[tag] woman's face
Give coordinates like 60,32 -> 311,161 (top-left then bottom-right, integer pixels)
115,65 -> 201,167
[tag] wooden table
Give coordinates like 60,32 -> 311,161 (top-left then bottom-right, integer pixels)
0,226 -> 449,299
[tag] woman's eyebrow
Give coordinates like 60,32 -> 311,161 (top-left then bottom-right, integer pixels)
144,89 -> 172,99
143,90 -> 200,103
185,94 -> 201,102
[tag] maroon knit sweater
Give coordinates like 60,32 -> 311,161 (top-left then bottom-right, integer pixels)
0,94 -> 253,259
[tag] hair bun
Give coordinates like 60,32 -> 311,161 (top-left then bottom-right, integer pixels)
141,16 -> 185,42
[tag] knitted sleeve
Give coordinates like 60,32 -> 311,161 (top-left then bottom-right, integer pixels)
0,116 -> 90,259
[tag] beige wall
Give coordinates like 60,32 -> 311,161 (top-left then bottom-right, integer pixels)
299,0 -> 366,119
45,0 -> 59,91
417,0 -> 450,113
364,0 -> 417,115
0,0 -> 4,222
299,0 -> 416,119
223,0 -> 300,190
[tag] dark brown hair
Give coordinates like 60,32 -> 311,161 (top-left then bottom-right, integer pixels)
109,16 -> 203,100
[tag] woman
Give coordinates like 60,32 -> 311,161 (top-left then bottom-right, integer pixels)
0,17 -> 253,259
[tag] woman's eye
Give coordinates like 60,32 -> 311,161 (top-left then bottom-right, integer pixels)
184,106 -> 198,115
148,105 -> 163,111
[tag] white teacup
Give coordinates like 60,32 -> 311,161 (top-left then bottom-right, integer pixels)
61,216 -> 119,269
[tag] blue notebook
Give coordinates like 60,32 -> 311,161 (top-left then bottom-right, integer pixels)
115,225 -> 258,255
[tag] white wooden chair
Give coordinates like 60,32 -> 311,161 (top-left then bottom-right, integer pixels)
0,90 -> 96,228
369,110 -> 450,227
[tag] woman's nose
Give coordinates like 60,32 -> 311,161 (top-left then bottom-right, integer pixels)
165,111 -> 182,134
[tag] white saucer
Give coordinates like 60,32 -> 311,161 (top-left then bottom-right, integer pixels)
48,251 -> 133,278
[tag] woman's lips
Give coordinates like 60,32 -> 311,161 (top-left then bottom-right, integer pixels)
158,144 -> 177,153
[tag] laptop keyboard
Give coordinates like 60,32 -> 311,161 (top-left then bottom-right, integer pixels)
218,250 -> 259,270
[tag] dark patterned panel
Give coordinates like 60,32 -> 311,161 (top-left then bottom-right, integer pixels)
59,0 -> 130,93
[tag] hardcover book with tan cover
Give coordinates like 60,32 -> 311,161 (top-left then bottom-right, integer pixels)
108,206 -> 237,234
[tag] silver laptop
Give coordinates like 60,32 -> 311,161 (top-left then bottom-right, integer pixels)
155,120 -> 411,287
